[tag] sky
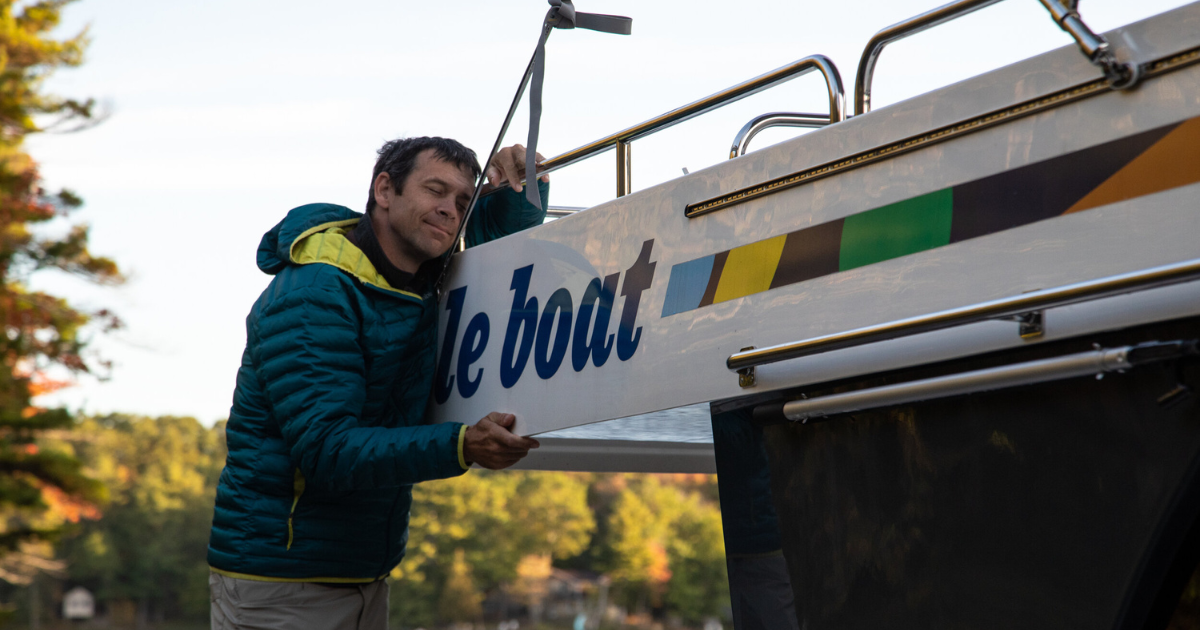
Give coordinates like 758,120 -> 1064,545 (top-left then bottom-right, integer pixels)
24,0 -> 1192,424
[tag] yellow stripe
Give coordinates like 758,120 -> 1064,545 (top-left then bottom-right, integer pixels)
287,219 -> 423,301
712,234 -> 788,304
458,425 -> 469,470
209,567 -> 386,584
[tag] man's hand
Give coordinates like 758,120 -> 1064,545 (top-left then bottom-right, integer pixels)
463,412 -> 540,470
484,144 -> 549,194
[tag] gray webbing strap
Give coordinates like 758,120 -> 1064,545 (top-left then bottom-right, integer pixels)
434,1 -> 629,299
525,0 -> 631,209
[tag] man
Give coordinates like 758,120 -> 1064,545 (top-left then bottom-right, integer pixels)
207,137 -> 547,629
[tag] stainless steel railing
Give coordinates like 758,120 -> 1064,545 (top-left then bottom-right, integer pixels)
727,258 -> 1200,372
728,112 -> 831,159
854,0 -> 1137,116
528,0 -> 1140,211
854,0 -> 1003,116
537,54 -> 845,198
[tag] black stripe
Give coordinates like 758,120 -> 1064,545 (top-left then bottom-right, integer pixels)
950,123 -> 1178,243
699,251 -> 729,308
770,219 -> 845,289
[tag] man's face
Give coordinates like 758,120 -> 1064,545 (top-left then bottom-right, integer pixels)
373,149 -> 474,272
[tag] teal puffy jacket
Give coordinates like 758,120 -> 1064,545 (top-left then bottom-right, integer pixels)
208,184 -> 546,582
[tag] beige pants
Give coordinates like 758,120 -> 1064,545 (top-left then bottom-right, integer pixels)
210,573 -> 388,630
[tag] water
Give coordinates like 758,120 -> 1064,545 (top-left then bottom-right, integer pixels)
538,403 -> 713,443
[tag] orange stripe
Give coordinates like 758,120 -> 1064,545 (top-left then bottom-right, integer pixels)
1065,117 -> 1200,214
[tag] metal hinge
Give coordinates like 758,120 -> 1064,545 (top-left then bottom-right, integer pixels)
1003,310 -> 1045,339
737,346 -> 757,388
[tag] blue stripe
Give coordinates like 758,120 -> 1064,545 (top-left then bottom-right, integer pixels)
661,255 -> 715,317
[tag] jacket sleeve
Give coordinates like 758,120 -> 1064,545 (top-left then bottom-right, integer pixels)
463,180 -> 549,248
254,273 -> 468,492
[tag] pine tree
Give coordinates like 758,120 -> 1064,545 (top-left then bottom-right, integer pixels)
0,0 -> 116,585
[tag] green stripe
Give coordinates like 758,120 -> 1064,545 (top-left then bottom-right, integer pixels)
839,189 -> 953,271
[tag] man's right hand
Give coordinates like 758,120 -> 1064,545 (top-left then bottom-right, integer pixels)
463,412 -> 540,470
482,144 -> 548,194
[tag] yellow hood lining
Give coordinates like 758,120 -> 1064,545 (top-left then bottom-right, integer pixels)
287,219 -> 422,301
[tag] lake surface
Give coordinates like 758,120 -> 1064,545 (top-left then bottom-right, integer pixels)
537,403 -> 713,443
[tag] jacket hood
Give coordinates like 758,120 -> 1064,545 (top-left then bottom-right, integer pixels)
257,203 -> 361,275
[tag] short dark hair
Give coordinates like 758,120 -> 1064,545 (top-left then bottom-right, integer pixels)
366,137 -> 482,214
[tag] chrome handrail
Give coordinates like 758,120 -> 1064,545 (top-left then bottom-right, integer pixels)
729,112 -> 831,159
854,0 -> 1137,116
537,54 -> 845,197
767,339 -> 1197,422
727,258 -> 1200,372
777,345 -> 1135,422
855,0 -> 1003,116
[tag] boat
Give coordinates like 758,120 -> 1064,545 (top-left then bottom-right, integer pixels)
430,1 -> 1200,625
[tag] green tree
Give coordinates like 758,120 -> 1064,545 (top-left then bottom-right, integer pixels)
391,470 -> 595,628
437,548 -> 483,624
0,0 -> 114,589
57,415 -> 226,625
660,487 -> 728,623
593,475 -> 729,623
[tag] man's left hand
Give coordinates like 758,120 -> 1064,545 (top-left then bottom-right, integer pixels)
484,144 -> 549,194
463,412 -> 540,470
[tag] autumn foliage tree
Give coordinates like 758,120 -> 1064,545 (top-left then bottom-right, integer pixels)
392,470 -> 596,627
0,0 -> 117,582
591,475 -> 729,625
